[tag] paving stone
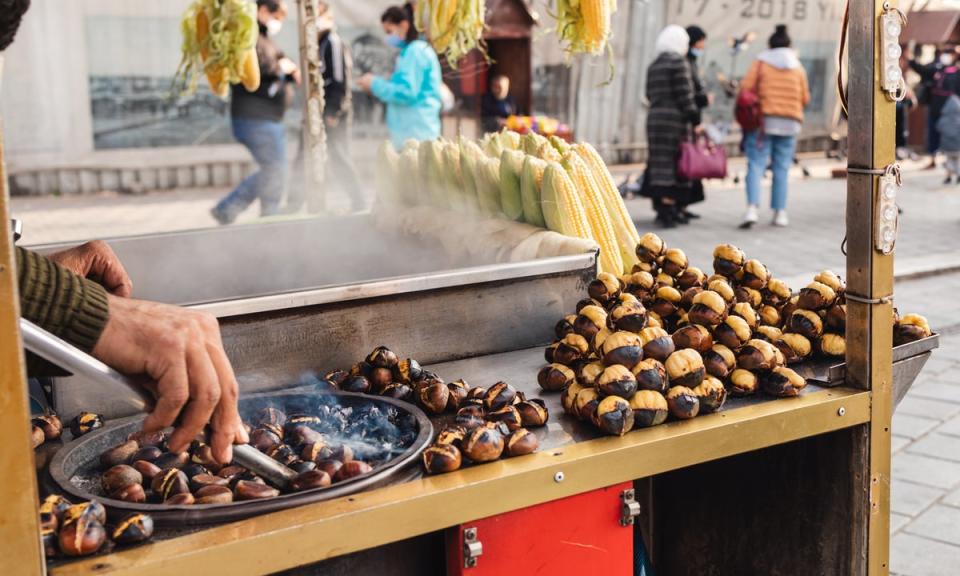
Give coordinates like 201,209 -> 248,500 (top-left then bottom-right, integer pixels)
906,433 -> 960,463
911,382 -> 960,406
892,435 -> 912,453
904,505 -> 960,547
892,453 -> 960,489
896,396 -> 960,421
937,417 -> 960,438
891,533 -> 960,576
943,486 -> 960,508
891,512 -> 911,534
893,413 -> 941,440
891,479 -> 946,516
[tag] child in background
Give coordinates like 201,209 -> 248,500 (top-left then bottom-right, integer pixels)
936,94 -> 960,184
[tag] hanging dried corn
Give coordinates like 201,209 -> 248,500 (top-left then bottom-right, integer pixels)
554,0 -> 616,64
174,0 -> 260,98
416,0 -> 488,68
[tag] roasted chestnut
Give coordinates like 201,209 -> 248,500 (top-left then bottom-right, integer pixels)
393,358 -> 423,384
131,446 -> 162,464
488,406 -> 523,431
775,333 -> 812,364
573,305 -> 608,342
39,494 -> 71,533
484,382 -> 518,412
636,233 -> 666,263
466,386 -> 487,402
797,281 -> 837,311
299,441 -> 331,462
234,480 -> 280,500
187,484 -> 230,504
329,444 -> 355,463
787,309 -> 824,339
553,333 -> 590,367
609,302 -> 648,333
555,315 -> 577,339
666,387 -> 700,420
588,272 -> 623,304
814,270 -> 845,295
366,346 -> 399,369
819,333 -> 847,357
111,483 -> 146,503
574,387 -> 602,424
707,278 -> 736,306
341,375 -> 372,394
462,425 -> 505,462
625,270 -> 656,298
516,399 -> 549,427
248,427 -> 282,453
70,412 -> 104,437
739,259 -> 769,290
680,286 -> 704,312
63,501 -> 107,527
628,390 -> 669,428
99,439 -> 139,468
600,331 -> 644,370
42,526 -> 58,557
423,444 -> 463,473
730,302 -> 759,330
180,463 -> 210,480
289,470 -> 333,491
380,383 -> 414,403
436,426 -> 467,448
676,267 -> 706,291
132,460 -> 162,485
32,425 -> 46,448
592,327 -> 611,354
735,286 -> 763,308
761,366 -> 808,397
538,363 -> 575,392
59,514 -> 106,556
315,459 -> 344,479
110,513 -> 154,546
190,473 -> 230,493
349,362 -> 373,379
665,349 -> 706,388
631,358 -> 668,393
639,327 -> 675,362
253,407 -> 287,431
660,248 -> 688,277
289,460 -> 317,474
672,324 -> 714,353
597,365 -> 639,399
646,311 -> 664,330
755,325 -> 783,343
128,429 -> 166,449
576,298 -> 604,313
779,296 -> 800,323
702,344 -> 736,380
895,314 -> 932,345
561,383 -> 585,416
451,404 -> 484,430
217,465 -> 246,481
334,460 -> 374,481
505,428 -> 539,456
165,492 -> 196,506
715,316 -> 752,351
322,369 -> 349,388
368,367 -> 394,393
595,395 -> 634,436
416,381 -> 450,415
190,443 -> 222,474
441,379 -> 468,412
729,369 -> 759,396
736,339 -> 781,371
152,450 -> 190,471
651,286 -> 682,318
693,377 -> 727,413
151,468 -> 190,501
687,291 -> 727,327
32,414 -> 63,442
102,464 -> 142,494
764,278 -> 792,307
825,303 -> 847,332
712,244 -> 745,277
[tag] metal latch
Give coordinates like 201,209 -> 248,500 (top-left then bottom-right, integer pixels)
620,489 -> 641,526
11,219 -> 22,243
463,527 -> 483,568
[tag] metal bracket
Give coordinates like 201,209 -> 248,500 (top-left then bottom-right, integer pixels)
620,489 -> 641,526
10,219 -> 21,243
463,527 -> 483,569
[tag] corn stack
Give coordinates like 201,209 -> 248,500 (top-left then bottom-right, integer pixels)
376,142 -> 401,205
474,156 -> 503,215
541,162 -> 593,244
520,156 -> 548,227
562,152 -> 623,274
499,149 -> 526,221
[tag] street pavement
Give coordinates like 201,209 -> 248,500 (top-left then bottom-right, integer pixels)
9,154 -> 960,573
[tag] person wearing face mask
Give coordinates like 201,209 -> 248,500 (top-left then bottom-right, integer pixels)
675,24 -> 710,222
910,45 -> 960,170
356,3 -> 443,150
211,0 -> 301,225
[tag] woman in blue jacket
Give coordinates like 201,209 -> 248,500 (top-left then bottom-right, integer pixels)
357,3 -> 442,150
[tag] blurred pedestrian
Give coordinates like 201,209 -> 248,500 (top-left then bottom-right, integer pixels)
936,94 -> 960,184
676,24 -> 710,221
284,1 -> 365,214
356,3 -> 442,150
481,74 -> 516,133
645,25 -> 702,228
211,0 -> 300,225
896,77 -> 918,160
738,24 -> 809,228
910,45 -> 960,169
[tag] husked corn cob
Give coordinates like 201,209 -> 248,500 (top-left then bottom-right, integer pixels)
475,156 -> 503,215
460,137 -> 483,210
563,152 -> 623,275
581,0 -> 612,51
419,140 -> 448,209
376,141 -> 401,204
541,162 -> 593,243
520,156 -> 548,227
574,143 -> 640,272
537,141 -> 563,163
499,149 -> 526,221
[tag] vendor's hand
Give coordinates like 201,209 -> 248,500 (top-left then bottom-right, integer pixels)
356,73 -> 374,93
92,295 -> 248,464
48,240 -> 133,297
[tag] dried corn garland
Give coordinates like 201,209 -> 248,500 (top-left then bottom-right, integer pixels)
415,0 -> 487,67
174,0 -> 260,98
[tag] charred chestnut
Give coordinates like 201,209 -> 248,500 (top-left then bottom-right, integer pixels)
680,286 -> 704,312
323,369 -> 349,387
554,333 -> 591,367
368,367 -> 394,393
702,344 -> 736,380
712,244 -> 745,277
736,339 -> 781,371
573,305 -> 608,343
416,381 -> 449,414
814,270 -> 845,295
775,333 -> 812,364
101,464 -> 142,494
381,382 -> 415,403
561,383 -> 585,416
32,414 -> 63,442
895,314 -> 932,345
315,459 -> 344,479
70,412 -> 104,437
600,331 -> 644,371
661,248 -> 688,277
665,349 -> 706,388
555,315 -> 577,339
111,483 -> 146,504
289,470 -> 333,491
597,364 -> 639,399
393,358 -> 423,384
446,380 -> 469,411
755,325 -> 783,343
249,428 -> 282,453
574,388 -> 602,424
764,278 -> 792,307
629,390 -> 669,428
99,440 -> 139,468
588,272 -> 623,304
467,386 -> 487,402
825,303 -> 847,332
761,367 -> 808,397
235,480 -> 280,500
488,406 -> 523,431
63,501 -> 106,527
787,309 -> 824,340
462,425 -> 505,462
165,492 -> 196,506
132,460 -> 162,485
729,369 -> 759,396
39,495 -> 71,533
666,387 -> 700,420
151,468 -> 190,501
595,396 -> 634,436
707,279 -> 736,306
651,286 -> 682,318
739,259 -> 769,290
631,358 -> 668,393
693,377 -> 727,414
672,324 -> 714,353
59,515 -> 106,557
636,233 -> 666,263
484,382 -> 518,412
516,399 -> 549,427
455,405 -> 487,430
436,426 -> 467,448
341,375 -> 372,394
677,267 -> 707,291
735,286 -> 763,308
538,363 -> 575,392
819,333 -> 847,357
334,460 -> 374,482
111,513 -> 154,546
731,302 -> 759,330
367,346 -> 399,369
423,444 -> 463,473
714,316 -> 753,351
505,428 -> 539,457
609,302 -> 648,333
190,473 -> 229,493
639,327 -> 675,362
798,281 -> 837,311
687,291 -> 727,327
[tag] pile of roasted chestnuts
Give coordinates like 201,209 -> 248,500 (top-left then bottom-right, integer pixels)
39,494 -> 154,558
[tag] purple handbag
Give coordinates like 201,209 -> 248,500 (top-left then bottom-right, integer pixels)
677,135 -> 728,181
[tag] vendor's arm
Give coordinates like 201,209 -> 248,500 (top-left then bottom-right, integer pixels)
371,44 -> 427,106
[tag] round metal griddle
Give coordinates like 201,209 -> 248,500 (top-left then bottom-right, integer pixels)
49,390 -> 433,526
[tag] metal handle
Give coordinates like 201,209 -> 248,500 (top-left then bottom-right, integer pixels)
18,318 -> 296,488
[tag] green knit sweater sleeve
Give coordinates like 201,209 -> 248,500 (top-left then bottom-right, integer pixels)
16,247 -> 110,353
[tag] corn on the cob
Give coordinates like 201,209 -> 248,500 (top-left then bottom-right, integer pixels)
581,0 -> 612,51
554,0 -> 617,58
499,149 -> 526,221
460,137 -> 481,209
520,156 -> 548,227
376,141 -> 401,205
419,0 -> 487,67
563,152 -> 623,275
537,141 -> 563,163
521,132 -> 549,156
474,157 -> 503,215
541,162 -> 592,241
500,129 -> 522,151
574,143 -> 640,272
419,140 -> 448,209
397,148 -> 422,205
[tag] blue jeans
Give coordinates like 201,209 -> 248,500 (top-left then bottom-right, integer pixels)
215,118 -> 287,219
745,131 -> 797,211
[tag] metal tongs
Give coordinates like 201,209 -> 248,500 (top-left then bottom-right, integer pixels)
20,318 -> 297,489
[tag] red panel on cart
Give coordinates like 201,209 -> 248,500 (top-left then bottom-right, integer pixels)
447,481 -> 634,576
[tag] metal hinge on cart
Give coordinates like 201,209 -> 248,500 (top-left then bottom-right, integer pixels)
620,489 -> 641,526
463,527 -> 483,568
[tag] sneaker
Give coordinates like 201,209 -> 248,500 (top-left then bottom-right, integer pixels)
773,210 -> 789,227
945,176 -> 954,185
740,205 -> 759,228
210,206 -> 235,226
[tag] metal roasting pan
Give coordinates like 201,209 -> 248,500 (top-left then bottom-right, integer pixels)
47,389 -> 434,527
